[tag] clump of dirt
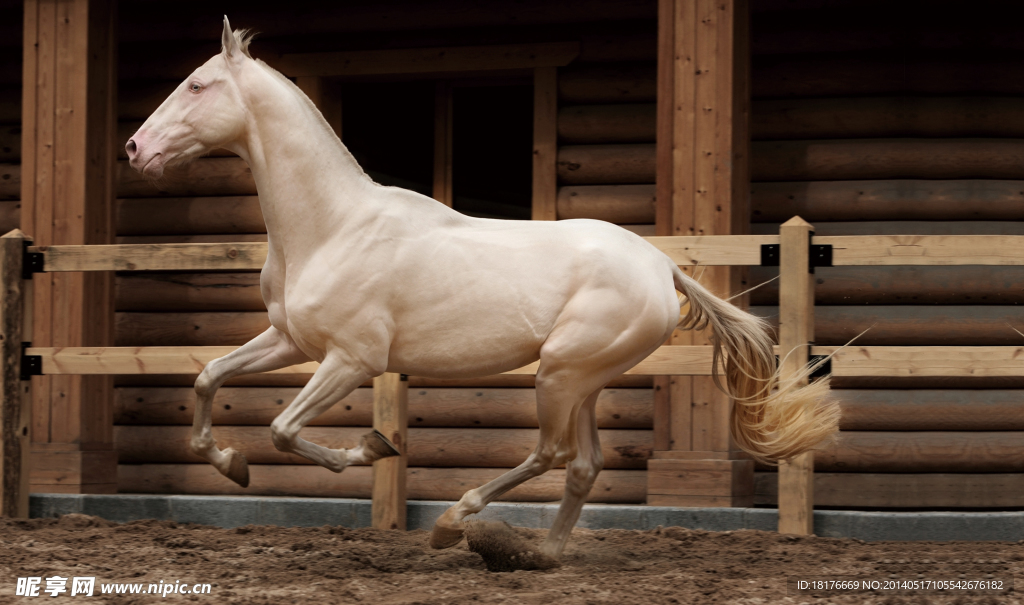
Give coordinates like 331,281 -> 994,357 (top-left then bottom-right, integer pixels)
465,521 -> 560,572
1,514 -> 1021,604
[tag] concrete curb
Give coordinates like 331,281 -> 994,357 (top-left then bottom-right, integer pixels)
29,494 -> 1024,542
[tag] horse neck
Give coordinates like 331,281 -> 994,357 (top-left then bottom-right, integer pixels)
236,65 -> 376,257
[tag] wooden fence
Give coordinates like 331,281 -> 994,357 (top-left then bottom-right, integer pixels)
1,223 -> 1023,533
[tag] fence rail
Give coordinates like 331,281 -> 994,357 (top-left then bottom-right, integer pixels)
3,223 -> 1023,531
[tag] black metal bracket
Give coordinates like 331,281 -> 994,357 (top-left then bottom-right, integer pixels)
22,241 -> 44,279
20,342 -> 42,380
399,374 -> 409,381
758,243 -> 833,273
773,354 -> 832,381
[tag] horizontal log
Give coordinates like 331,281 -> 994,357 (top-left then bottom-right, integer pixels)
271,42 -> 580,78
751,180 -> 1024,222
115,314 -> 272,346
753,306 -> 1024,346
752,52 -> 1024,98
117,196 -> 265,235
620,224 -> 655,237
557,144 -> 655,185
752,97 -> 1024,140
115,425 -> 652,469
0,199 -> 17,233
836,390 -> 1024,431
557,184 -> 654,223
117,158 -> 256,198
0,122 -> 16,163
813,431 -> 1024,473
749,265 -> 1024,305
116,273 -> 264,312
0,162 -> 18,200
558,63 -> 657,104
34,243 -> 267,272
820,234 -> 1024,266
118,464 -> 647,503
114,386 -> 653,429
117,234 -> 269,245
558,104 -> 656,144
751,139 -> 1024,181
754,472 -> 1024,508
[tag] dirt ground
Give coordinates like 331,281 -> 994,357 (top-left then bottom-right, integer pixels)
0,514 -> 1020,604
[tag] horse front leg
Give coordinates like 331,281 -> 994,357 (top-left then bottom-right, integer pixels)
269,355 -> 399,473
192,327 -> 311,487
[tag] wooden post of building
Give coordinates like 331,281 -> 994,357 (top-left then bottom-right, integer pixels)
0,230 -> 31,517
648,0 -> 753,506
532,66 -> 558,221
21,0 -> 118,494
433,82 -> 454,207
372,372 -> 408,530
777,216 -> 815,534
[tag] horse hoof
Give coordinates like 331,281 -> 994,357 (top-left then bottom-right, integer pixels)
223,448 -> 250,488
429,521 -> 466,549
362,430 -> 401,461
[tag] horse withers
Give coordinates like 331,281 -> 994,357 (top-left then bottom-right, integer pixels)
126,17 -> 839,559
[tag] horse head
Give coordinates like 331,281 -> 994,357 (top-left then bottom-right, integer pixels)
126,16 -> 253,178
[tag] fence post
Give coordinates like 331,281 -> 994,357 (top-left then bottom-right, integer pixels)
777,217 -> 815,534
1,230 -> 31,517
372,372 -> 408,530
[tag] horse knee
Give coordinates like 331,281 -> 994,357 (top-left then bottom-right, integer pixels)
194,366 -> 218,399
567,457 -> 603,494
270,419 -> 296,452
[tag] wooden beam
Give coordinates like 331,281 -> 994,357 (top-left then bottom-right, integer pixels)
372,373 -> 407,530
556,144 -> 655,185
32,243 -> 267,272
432,82 -> 454,207
818,235 -> 1024,266
645,235 -> 776,267
531,66 -> 558,220
776,217 -> 815,536
272,42 -> 580,78
822,346 -> 1024,378
0,230 -> 30,516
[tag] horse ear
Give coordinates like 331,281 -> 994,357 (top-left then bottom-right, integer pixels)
221,15 -> 239,58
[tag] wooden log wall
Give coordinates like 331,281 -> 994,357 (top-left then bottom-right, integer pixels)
102,4 -> 667,503
743,3 -> 1024,508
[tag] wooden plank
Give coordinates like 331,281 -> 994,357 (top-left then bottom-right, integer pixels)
812,431 -> 1024,473
272,42 -> 581,78
776,217 -> 814,535
0,230 -> 29,516
818,235 -> 1024,266
823,346 -> 1024,378
372,373 -> 407,530
34,242 -> 268,272
116,273 -> 265,312
556,144 -> 655,185
114,425 -> 652,470
644,235 -> 776,267
531,66 -> 558,220
751,180 -> 1024,223
113,386 -> 654,429
558,103 -> 656,144
752,138 -> 1024,182
754,472 -> 1024,509
432,82 -> 453,208
118,464 -> 647,503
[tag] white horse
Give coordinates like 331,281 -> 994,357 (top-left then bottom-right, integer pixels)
126,18 -> 838,558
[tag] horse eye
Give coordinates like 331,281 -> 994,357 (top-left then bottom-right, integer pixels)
190,83 -> 202,93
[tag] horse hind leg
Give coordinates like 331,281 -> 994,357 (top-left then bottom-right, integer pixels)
192,327 -> 311,487
429,364 -> 587,550
540,388 -> 604,558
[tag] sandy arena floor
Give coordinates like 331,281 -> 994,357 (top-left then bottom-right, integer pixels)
0,514 -> 1019,604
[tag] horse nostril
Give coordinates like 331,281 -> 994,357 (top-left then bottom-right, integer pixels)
126,139 -> 137,158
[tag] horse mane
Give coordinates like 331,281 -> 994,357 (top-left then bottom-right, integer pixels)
231,28 -> 257,59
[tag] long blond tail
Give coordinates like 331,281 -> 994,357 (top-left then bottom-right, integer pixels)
672,266 -> 840,464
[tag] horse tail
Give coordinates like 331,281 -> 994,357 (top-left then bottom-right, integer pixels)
671,265 -> 840,464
